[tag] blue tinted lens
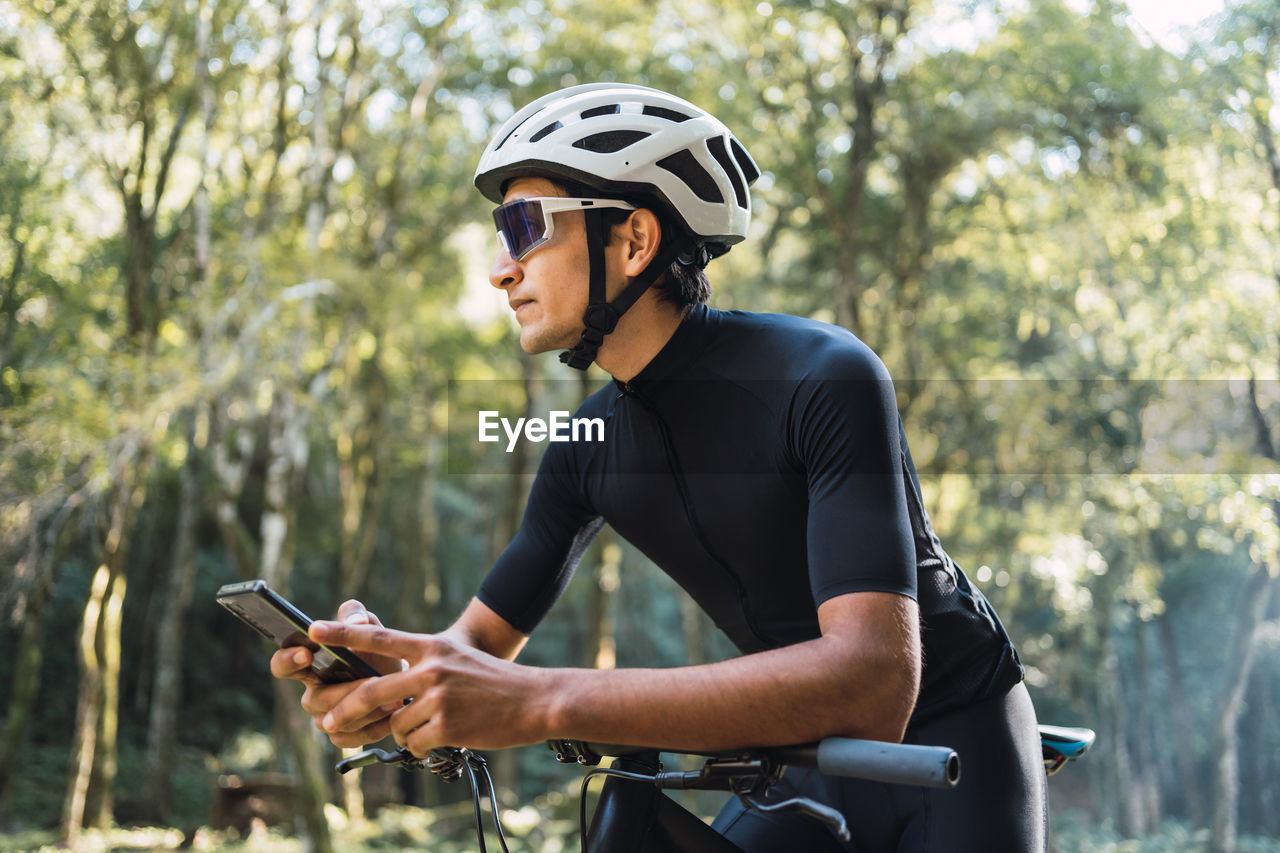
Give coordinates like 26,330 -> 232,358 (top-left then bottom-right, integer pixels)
493,200 -> 546,259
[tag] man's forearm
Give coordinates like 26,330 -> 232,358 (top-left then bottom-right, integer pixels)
538,592 -> 920,751
309,591 -> 919,755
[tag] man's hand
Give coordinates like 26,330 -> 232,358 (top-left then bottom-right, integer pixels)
307,619 -> 556,756
269,600 -> 405,748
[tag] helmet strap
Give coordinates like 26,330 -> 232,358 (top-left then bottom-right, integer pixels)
559,211 -> 688,371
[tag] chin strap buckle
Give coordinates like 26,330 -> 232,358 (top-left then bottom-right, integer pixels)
559,302 -> 622,370
583,302 -> 622,336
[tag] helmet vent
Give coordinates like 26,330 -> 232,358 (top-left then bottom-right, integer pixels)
656,149 -> 723,204
706,136 -> 748,209
573,130 -> 651,153
529,121 -> 563,143
493,116 -> 532,152
730,138 -> 760,184
581,104 -> 621,119
642,105 -> 692,123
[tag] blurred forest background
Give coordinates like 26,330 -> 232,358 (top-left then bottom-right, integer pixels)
1,0 -> 1279,850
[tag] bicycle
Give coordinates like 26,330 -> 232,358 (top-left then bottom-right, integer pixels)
336,724 -> 1094,852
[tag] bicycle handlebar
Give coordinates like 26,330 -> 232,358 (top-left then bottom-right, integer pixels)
556,736 -> 960,791
770,739 -> 960,789
339,736 -> 960,853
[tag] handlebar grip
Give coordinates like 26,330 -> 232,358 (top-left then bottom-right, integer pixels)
810,738 -> 960,789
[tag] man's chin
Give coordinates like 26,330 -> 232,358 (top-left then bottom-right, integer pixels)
519,327 -> 578,355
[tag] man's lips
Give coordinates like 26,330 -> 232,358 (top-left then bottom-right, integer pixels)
510,298 -> 532,316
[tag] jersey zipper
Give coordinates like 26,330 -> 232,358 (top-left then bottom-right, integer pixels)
647,403 -> 775,650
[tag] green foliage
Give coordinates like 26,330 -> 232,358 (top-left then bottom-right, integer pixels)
1052,811 -> 1280,852
1,0 -> 1278,846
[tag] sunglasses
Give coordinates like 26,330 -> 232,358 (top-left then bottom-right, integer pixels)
493,197 -> 637,261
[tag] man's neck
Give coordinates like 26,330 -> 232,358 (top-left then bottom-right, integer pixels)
593,296 -> 691,382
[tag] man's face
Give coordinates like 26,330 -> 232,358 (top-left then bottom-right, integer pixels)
488,177 -> 594,355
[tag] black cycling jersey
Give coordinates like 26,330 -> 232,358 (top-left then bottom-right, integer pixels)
478,304 -> 1023,725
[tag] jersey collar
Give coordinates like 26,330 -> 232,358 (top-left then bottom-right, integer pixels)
613,303 -> 714,394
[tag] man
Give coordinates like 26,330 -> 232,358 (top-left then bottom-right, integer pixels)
272,83 -> 1046,850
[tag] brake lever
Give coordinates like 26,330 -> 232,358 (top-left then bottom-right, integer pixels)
738,792 -> 852,842
335,746 -> 424,774
334,745 -> 478,782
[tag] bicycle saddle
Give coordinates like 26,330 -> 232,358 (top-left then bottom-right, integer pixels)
1039,724 -> 1096,775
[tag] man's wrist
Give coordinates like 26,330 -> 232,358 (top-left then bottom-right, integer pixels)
533,666 -> 574,741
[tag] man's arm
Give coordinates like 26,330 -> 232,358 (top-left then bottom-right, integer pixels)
309,589 -> 920,753
545,590 -> 920,749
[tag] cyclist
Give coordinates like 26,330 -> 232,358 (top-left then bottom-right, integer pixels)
272,83 -> 1047,851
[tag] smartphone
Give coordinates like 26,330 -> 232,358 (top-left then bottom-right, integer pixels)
215,579 -> 382,683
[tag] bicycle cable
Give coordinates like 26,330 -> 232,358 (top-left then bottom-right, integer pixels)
448,748 -> 511,853
338,745 -> 511,853
577,767 -> 662,853
474,751 -> 512,853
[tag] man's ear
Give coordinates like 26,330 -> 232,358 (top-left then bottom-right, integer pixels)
619,208 -> 663,277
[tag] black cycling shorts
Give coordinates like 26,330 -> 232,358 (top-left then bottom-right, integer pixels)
711,682 -> 1048,852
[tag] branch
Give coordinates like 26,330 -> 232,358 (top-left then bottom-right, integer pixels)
1247,376 -> 1278,461
0,235 -> 27,373
148,94 -> 196,223
126,102 -> 155,217
331,10 -> 369,158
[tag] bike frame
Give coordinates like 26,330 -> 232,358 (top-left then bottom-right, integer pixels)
582,751 -> 744,853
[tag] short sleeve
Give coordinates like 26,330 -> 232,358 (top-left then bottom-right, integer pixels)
476,440 -> 603,634
789,341 -> 917,605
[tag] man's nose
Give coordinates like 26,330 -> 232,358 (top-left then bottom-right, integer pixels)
489,245 -> 521,290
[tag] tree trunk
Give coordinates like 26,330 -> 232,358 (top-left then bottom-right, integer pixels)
584,534 -> 621,670
0,220 -> 26,378
1132,619 -> 1161,829
396,433 -> 441,634
142,3 -> 216,816
0,533 -> 47,829
142,411 -> 205,821
1239,658 -> 1280,838
63,565 -> 108,844
373,436 -> 442,810
336,331 -> 388,604
0,484 -> 82,827
262,387 -> 333,853
62,445 -> 144,842
1156,612 -> 1204,826
211,411 -> 258,579
1208,561 -> 1279,853
274,679 -> 333,853
827,5 -> 903,338
681,595 -> 709,667
1103,613 -> 1143,837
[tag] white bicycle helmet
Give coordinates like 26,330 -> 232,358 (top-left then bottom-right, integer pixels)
475,83 -> 759,370
474,83 -> 759,256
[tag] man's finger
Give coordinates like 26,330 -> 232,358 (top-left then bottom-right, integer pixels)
271,646 -> 317,680
321,670 -> 417,733
309,621 -> 421,658
336,599 -> 381,625
299,678 -> 363,716
318,717 -> 393,749
388,695 -> 434,745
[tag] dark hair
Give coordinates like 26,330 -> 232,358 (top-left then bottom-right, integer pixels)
556,179 -> 710,309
